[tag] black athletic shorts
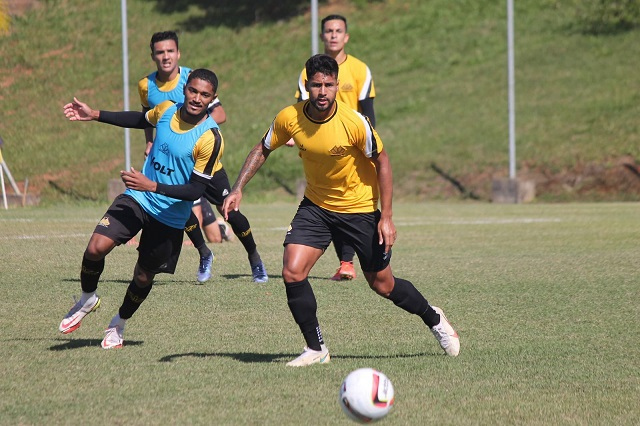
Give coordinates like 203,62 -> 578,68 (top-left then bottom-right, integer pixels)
200,198 -> 217,227
93,194 -> 184,274
283,197 -> 391,273
192,197 -> 217,227
202,167 -> 231,206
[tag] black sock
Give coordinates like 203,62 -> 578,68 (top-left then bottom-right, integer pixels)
227,210 -> 258,262
80,256 -> 104,293
118,280 -> 153,320
285,279 -> 324,351
387,277 -> 439,327
337,242 -> 355,263
184,212 -> 211,258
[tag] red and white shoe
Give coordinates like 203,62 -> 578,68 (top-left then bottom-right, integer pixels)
101,316 -> 125,349
330,261 -> 356,281
59,295 -> 101,334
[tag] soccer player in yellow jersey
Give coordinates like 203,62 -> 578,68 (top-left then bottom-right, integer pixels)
294,15 -> 376,281
223,55 -> 460,366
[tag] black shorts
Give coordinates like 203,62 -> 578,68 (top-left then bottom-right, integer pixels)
192,197 -> 218,227
283,198 -> 391,273
93,194 -> 184,274
202,167 -> 231,206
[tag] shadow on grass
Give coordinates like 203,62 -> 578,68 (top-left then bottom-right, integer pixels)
144,0 -> 313,31
159,351 -> 435,363
60,274 -> 339,285
49,338 -> 144,351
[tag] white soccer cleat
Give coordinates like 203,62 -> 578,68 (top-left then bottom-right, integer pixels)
59,295 -> 101,334
101,316 -> 125,349
430,306 -> 460,357
286,344 -> 331,367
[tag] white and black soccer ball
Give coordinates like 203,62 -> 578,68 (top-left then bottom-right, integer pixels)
339,368 -> 395,423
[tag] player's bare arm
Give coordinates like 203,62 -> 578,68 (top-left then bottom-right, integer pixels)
222,142 -> 270,219
208,99 -> 227,124
142,106 -> 153,157
372,149 -> 396,253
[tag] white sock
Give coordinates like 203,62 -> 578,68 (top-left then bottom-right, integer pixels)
109,313 -> 127,329
80,291 -> 97,305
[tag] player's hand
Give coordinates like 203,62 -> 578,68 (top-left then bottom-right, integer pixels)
285,138 -> 295,147
377,215 -> 397,254
120,167 -> 155,192
62,97 -> 95,122
221,190 -> 242,220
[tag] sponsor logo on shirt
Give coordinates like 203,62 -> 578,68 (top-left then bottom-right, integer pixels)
150,156 -> 175,177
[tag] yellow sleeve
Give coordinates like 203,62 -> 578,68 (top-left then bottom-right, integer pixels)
263,106 -> 297,150
294,68 -> 308,101
145,101 -> 174,126
193,128 -> 224,178
138,77 -> 149,108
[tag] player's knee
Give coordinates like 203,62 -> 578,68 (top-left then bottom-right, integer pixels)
282,265 -> 306,283
365,272 -> 393,297
133,263 -> 154,287
226,209 -> 249,232
85,239 -> 112,260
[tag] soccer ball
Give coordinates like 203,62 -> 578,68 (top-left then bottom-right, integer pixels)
338,368 -> 395,423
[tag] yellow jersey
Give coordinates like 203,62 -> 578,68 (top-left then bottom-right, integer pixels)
262,100 -> 382,213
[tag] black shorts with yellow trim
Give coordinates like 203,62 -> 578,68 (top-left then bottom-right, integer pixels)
283,197 -> 391,273
93,194 -> 183,274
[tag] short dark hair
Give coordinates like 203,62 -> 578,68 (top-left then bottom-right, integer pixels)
321,14 -> 347,32
305,54 -> 339,81
187,68 -> 219,93
150,31 -> 179,53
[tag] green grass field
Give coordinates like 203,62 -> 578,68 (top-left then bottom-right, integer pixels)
1,202 -> 638,424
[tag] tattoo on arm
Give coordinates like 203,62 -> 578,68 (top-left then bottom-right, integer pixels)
231,144 -> 268,192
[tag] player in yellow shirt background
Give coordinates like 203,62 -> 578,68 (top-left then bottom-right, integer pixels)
294,15 -> 376,281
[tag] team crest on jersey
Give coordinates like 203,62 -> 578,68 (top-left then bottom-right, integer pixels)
159,143 -> 170,155
222,189 -> 229,197
98,217 -> 110,228
329,145 -> 347,156
341,83 -> 354,92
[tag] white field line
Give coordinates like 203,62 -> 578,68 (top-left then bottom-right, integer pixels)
1,217 -> 563,240
0,219 -> 96,240
266,217 -> 562,231
0,233 -> 90,241
395,217 -> 563,226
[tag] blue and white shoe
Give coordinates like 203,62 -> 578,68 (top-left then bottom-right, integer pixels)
251,261 -> 268,283
197,253 -> 214,283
